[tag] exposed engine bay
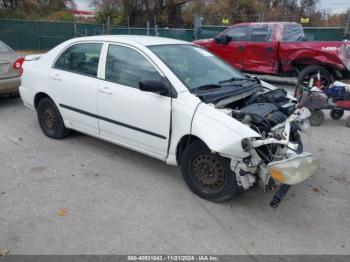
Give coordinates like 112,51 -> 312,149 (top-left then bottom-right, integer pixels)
199,85 -> 317,205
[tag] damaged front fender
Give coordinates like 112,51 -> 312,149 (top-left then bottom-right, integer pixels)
191,103 -> 260,159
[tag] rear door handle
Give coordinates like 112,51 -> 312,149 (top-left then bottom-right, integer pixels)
99,86 -> 113,94
238,46 -> 245,51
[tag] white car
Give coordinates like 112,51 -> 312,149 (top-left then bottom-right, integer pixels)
20,36 -> 318,207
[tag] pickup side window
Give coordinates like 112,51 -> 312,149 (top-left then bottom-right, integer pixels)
284,24 -> 305,42
105,45 -> 162,88
225,26 -> 249,41
0,41 -> 11,52
54,43 -> 102,77
249,25 -> 273,42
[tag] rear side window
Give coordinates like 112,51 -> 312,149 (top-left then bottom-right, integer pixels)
0,41 -> 10,52
225,26 -> 249,41
54,43 -> 102,77
105,45 -> 162,88
250,25 -> 273,42
284,24 -> 305,42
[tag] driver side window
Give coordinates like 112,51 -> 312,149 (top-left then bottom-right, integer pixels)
105,45 -> 162,88
226,26 -> 249,41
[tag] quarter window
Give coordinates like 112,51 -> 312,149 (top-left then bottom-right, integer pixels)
54,43 -> 102,77
105,45 -> 162,88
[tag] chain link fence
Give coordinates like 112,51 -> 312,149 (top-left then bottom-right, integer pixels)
0,19 -> 347,51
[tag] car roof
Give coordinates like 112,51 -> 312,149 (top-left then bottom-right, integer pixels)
72,35 -> 191,46
232,22 -> 300,27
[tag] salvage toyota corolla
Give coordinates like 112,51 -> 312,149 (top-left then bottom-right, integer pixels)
20,36 -> 318,207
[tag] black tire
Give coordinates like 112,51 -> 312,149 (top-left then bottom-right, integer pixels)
309,110 -> 325,126
180,140 -> 238,202
37,98 -> 69,139
330,108 -> 344,120
297,65 -> 332,89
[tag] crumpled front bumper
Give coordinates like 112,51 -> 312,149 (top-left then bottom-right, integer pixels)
267,152 -> 318,185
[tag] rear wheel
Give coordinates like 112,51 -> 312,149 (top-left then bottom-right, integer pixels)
330,108 -> 344,120
309,110 -> 325,126
180,140 -> 238,202
298,65 -> 332,89
37,98 -> 69,139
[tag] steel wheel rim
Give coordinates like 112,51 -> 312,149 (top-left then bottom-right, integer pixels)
42,107 -> 57,130
191,153 -> 226,193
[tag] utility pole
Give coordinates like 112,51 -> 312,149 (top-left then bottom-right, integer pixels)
345,11 -> 350,39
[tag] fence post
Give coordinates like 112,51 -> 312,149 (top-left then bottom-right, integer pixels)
194,14 -> 203,40
345,12 -> 350,39
127,16 -> 130,35
73,21 -> 77,37
35,22 -> 41,50
155,24 -> 159,37
107,16 -> 111,34
147,21 -> 150,36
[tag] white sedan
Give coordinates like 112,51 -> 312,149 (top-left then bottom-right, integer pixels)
20,36 -> 318,207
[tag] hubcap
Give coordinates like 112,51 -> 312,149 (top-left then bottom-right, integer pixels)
42,107 -> 57,130
191,153 -> 226,192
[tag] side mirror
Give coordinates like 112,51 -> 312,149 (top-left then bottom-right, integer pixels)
215,34 -> 232,44
139,80 -> 169,95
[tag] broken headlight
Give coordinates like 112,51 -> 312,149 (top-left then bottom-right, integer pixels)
267,152 -> 318,185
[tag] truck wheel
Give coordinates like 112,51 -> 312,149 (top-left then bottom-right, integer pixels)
330,108 -> 344,120
309,110 -> 325,126
298,65 -> 332,89
37,98 -> 69,139
180,140 -> 238,202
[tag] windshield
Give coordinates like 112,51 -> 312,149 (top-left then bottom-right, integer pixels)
149,44 -> 246,91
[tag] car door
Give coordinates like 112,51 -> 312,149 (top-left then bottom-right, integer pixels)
209,26 -> 249,70
49,42 -> 103,135
243,24 -> 278,74
97,43 -> 171,159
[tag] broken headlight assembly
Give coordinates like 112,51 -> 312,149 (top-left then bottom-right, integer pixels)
267,152 -> 318,185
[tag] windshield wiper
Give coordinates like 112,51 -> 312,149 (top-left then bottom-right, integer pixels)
218,77 -> 256,85
191,84 -> 222,92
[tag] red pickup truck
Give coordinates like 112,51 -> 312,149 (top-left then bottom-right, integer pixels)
194,22 -> 350,87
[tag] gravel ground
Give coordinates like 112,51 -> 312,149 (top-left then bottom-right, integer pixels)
0,90 -> 349,255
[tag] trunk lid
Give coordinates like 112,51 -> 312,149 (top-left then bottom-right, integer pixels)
0,51 -> 22,79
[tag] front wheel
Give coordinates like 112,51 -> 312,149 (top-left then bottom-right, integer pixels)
180,140 -> 238,202
37,98 -> 69,139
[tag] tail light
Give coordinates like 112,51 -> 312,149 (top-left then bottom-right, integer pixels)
13,57 -> 25,76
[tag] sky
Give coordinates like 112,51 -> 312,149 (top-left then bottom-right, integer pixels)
70,0 -> 97,12
319,0 -> 350,14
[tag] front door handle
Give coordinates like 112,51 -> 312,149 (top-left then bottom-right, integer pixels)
51,75 -> 61,81
99,86 -> 113,94
238,46 -> 245,52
